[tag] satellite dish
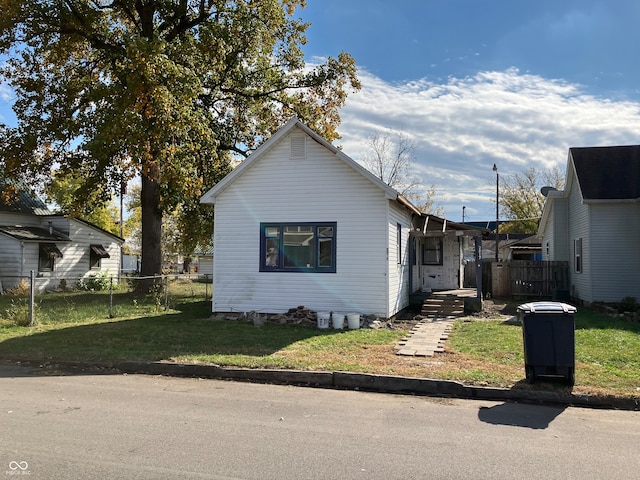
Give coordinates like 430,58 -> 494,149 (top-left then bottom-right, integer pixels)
540,186 -> 557,197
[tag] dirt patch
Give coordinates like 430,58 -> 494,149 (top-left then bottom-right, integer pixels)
393,298 -> 518,323
471,298 -> 519,319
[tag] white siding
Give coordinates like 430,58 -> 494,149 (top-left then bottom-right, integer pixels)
0,236 -> 25,289
34,220 -> 121,291
420,235 -> 462,290
542,198 -> 569,262
198,256 -> 214,278
388,202 -> 412,316
0,213 -> 121,291
589,203 -> 640,302
552,198 -> 570,261
567,183 -> 591,302
212,130 -> 392,316
540,204 -> 553,261
0,212 -> 42,227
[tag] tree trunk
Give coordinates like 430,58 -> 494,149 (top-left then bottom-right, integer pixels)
138,170 -> 163,292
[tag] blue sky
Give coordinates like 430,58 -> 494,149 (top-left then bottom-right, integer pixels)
299,0 -> 640,222
2,1 -> 640,223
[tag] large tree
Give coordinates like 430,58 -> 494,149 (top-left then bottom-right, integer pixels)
46,171 -> 122,235
0,0 -> 359,286
499,166 -> 564,233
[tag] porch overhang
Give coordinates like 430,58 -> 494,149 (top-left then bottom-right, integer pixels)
411,214 -> 487,238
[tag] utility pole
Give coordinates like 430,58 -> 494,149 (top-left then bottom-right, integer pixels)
493,164 -> 499,262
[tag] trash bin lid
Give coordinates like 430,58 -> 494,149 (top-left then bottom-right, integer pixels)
517,301 -> 577,314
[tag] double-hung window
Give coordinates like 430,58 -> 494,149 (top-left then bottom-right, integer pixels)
574,238 -> 582,273
422,237 -> 444,265
260,223 -> 336,273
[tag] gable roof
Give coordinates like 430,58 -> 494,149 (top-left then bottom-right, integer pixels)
0,180 -> 53,215
70,217 -> 125,243
200,118 -> 421,215
570,145 -> 640,200
538,144 -> 640,238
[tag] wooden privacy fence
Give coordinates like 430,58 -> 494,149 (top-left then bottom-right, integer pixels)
465,260 -> 569,299
494,260 -> 569,299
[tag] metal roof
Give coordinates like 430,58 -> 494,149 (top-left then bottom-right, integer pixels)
0,180 -> 53,215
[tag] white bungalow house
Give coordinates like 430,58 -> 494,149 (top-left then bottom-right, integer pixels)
200,118 -> 482,318
538,145 -> 640,304
0,182 -> 124,292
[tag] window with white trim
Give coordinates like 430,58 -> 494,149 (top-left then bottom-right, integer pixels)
574,238 -> 582,273
260,223 -> 336,273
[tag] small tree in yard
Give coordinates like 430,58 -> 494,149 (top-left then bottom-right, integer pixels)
499,166 -> 564,234
0,0 -> 360,291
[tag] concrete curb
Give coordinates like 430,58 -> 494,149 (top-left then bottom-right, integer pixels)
113,361 -> 640,411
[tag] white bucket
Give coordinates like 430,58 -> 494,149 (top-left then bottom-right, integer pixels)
317,312 -> 330,329
347,313 -> 360,330
332,313 -> 344,329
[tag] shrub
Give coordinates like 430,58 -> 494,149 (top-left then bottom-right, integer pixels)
4,279 -> 30,296
76,271 -> 112,291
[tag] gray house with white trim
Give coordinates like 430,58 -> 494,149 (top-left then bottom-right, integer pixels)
538,145 -> 640,304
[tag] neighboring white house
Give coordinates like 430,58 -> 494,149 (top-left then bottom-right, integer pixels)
200,118 -> 482,318
0,182 -> 124,292
538,145 -> 640,304
194,246 -> 214,279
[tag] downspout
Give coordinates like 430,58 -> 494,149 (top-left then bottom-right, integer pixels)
20,241 -> 25,277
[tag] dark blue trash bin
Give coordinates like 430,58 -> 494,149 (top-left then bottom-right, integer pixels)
517,301 -> 577,386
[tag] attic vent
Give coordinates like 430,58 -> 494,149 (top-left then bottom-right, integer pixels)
290,134 -> 306,159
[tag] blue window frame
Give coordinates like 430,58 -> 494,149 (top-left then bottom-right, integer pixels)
260,223 -> 337,273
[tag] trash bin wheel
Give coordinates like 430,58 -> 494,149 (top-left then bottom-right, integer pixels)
525,365 -> 536,383
566,368 -> 575,387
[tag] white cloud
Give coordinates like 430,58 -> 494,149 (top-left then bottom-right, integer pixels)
0,81 -> 14,102
337,68 -> 640,222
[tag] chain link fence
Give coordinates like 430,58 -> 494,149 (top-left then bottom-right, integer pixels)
0,272 -> 211,326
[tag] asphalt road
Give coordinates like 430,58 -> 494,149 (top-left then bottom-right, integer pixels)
1,365 -> 639,479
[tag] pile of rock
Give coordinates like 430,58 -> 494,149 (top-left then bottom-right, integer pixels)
210,307 -> 395,329
268,306 -> 318,327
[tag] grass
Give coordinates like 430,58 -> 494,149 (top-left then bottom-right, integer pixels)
1,283 -> 639,399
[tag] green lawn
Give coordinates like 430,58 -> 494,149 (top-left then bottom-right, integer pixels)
1,283 -> 638,399
449,312 -> 640,395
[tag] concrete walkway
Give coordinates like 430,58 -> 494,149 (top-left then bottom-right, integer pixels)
395,289 -> 475,357
394,319 -> 454,356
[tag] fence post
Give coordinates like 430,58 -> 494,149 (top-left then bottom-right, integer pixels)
164,275 -> 169,311
109,276 -> 114,318
29,270 -> 35,327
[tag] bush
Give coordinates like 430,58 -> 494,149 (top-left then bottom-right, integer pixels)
76,271 -> 112,291
4,279 -> 30,296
